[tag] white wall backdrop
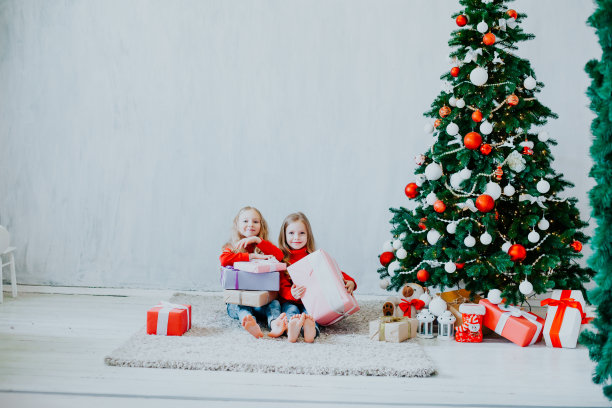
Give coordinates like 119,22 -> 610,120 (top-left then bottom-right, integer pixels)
0,0 -> 599,293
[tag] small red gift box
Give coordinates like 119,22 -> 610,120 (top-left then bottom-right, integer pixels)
147,302 -> 192,336
479,299 -> 544,347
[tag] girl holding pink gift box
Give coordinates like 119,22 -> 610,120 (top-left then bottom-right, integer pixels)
220,206 -> 288,339
277,212 -> 357,343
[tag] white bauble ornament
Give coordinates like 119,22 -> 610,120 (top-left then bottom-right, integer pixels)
524,76 -> 537,90
507,18 -> 517,29
446,122 -> 459,136
415,174 -> 426,186
519,279 -> 533,295
379,277 -> 390,290
470,67 -> 488,86
427,229 -> 441,245
425,162 -> 443,180
450,173 -> 463,189
424,123 -> 434,134
449,96 -> 457,107
502,241 -> 512,252
503,184 -> 516,197
486,182 -> 502,200
528,230 -> 540,243
538,217 -> 550,231
537,179 -> 551,194
446,222 -> 457,234
459,167 -> 472,180
538,131 -> 550,142
480,232 -> 493,245
393,239 -> 402,250
444,261 -> 457,273
456,98 -> 466,108
396,248 -> 408,259
388,261 -> 400,277
464,235 -> 476,247
382,240 -> 394,253
477,21 -> 489,33
428,297 -> 448,317
399,232 -> 407,239
419,293 -> 432,307
487,289 -> 503,304
426,192 -> 438,206
480,121 -> 493,135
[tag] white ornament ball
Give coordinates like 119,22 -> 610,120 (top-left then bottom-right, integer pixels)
387,261 -> 400,277
446,122 -> 459,136
415,174 -> 426,187
382,240 -> 394,253
379,277 -> 390,290
477,21 -> 489,33
480,232 -> 493,245
538,130 -> 550,142
519,280 -> 533,295
507,18 -> 517,29
502,241 -> 512,252
464,235 -> 476,247
503,184 -> 516,197
487,289 -> 503,304
425,162 -> 443,181
524,76 -> 537,90
444,261 -> 457,273
396,248 -> 408,260
419,293 -> 432,307
470,67 -> 488,86
480,121 -> 493,135
424,123 -> 434,134
449,96 -> 457,107
528,230 -> 540,243
399,232 -> 407,239
446,222 -> 457,234
426,191 -> 438,205
393,239 -> 403,250
450,173 -> 463,189
428,297 -> 448,317
427,229 -> 441,245
486,182 -> 502,200
538,217 -> 550,231
455,98 -> 466,108
459,167 -> 472,180
537,179 -> 551,194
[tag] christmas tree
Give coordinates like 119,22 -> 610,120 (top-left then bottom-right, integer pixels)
377,0 -> 594,305
579,0 -> 612,400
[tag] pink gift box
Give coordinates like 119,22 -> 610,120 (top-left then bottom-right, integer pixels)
287,249 -> 359,326
233,260 -> 287,273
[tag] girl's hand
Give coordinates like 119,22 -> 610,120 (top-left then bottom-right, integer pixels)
291,284 -> 306,299
237,236 -> 262,249
249,253 -> 274,261
344,280 -> 356,294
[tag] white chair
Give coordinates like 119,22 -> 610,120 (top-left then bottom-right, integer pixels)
0,226 -> 17,303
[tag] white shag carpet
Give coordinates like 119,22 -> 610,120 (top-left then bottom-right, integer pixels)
104,293 -> 436,377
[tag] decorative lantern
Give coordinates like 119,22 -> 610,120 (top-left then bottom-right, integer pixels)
455,303 -> 486,343
437,310 -> 456,340
417,309 -> 436,339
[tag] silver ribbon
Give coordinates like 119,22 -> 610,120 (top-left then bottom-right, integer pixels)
519,193 -> 548,209
457,199 -> 478,212
496,304 -> 543,346
155,301 -> 190,335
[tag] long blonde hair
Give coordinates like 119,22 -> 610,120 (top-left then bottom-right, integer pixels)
223,206 -> 270,253
278,212 -> 316,264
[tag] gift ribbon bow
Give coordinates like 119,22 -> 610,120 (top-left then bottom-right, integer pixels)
540,295 -> 587,348
496,303 -> 543,346
155,301 -> 190,335
457,199 -> 478,213
399,298 -> 425,318
519,193 -> 548,209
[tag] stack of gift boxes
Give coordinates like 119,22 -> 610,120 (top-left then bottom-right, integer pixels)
221,260 -> 284,306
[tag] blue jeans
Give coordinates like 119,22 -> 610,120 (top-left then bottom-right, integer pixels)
226,299 -> 281,329
281,302 -> 320,336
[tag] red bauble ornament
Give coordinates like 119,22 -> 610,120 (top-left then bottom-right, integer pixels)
405,183 -> 418,198
418,217 -> 427,230
451,67 -> 460,77
475,194 -> 495,212
508,244 -> 527,262
433,200 -> 446,213
507,9 -> 518,19
464,132 -> 482,150
380,251 -> 394,266
480,143 -> 492,155
439,106 -> 451,117
434,119 -> 442,128
456,14 -> 468,27
455,262 -> 465,269
417,269 -> 430,282
571,241 -> 583,252
483,33 -> 496,46
471,110 -> 483,122
507,94 -> 519,106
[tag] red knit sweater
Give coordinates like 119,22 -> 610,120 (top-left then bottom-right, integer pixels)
219,239 -> 284,267
279,248 -> 357,304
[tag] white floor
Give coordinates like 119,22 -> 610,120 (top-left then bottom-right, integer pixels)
0,286 -> 609,408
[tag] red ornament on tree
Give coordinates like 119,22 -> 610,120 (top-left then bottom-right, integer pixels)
418,218 -> 427,230
472,110 -> 483,122
434,119 -> 442,128
417,269 -> 430,282
508,244 -> 527,262
451,67 -> 460,77
480,143 -> 492,155
456,14 -> 468,27
483,33 -> 496,46
507,94 -> 519,106
475,194 -> 495,212
380,251 -> 394,266
507,9 -> 518,19
405,183 -> 418,198
439,106 -> 451,117
434,200 -> 446,213
464,132 -> 482,150
495,165 -> 503,180
571,241 -> 583,252
455,262 -> 465,269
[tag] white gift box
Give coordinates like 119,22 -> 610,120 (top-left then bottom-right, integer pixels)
541,289 -> 587,348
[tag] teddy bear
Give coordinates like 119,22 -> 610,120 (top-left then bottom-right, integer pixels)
382,283 -> 427,317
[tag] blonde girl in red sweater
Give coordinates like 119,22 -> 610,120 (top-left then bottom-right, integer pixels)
220,206 -> 288,339
277,212 -> 357,343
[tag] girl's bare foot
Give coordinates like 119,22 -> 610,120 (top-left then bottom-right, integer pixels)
287,314 -> 304,343
303,314 -> 317,343
242,315 -> 263,339
268,313 -> 287,338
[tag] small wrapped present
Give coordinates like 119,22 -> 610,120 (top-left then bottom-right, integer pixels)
541,289 -> 588,348
220,266 -> 280,291
147,302 -> 192,336
439,289 -> 482,326
234,260 -> 287,273
480,299 -> 544,347
455,303 -> 485,343
287,249 -> 359,326
369,316 -> 418,342
223,290 -> 277,307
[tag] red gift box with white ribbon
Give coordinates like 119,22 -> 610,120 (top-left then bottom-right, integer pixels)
146,301 -> 192,336
541,289 -> 588,348
480,299 -> 544,347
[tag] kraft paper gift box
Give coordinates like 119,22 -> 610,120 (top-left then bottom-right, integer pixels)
439,289 -> 482,326
479,299 -> 544,347
147,302 -> 192,336
220,266 -> 280,291
541,289 -> 588,348
233,260 -> 287,273
369,316 -> 418,342
223,290 -> 278,307
287,249 -> 359,326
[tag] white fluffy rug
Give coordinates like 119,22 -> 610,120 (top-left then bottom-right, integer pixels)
104,293 -> 436,377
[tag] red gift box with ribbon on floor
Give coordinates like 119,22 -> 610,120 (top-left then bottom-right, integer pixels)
541,289 -> 588,348
479,299 -> 544,347
147,302 -> 192,336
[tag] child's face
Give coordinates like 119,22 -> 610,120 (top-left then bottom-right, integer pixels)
285,221 -> 307,250
237,209 -> 262,238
